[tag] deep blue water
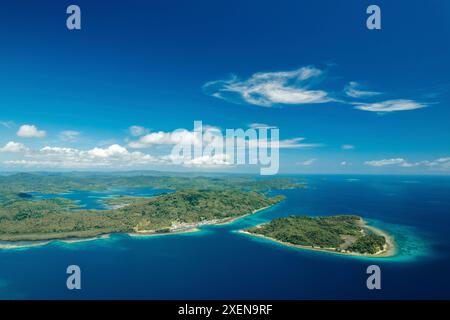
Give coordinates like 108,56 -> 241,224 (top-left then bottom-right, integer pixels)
1,175 -> 450,299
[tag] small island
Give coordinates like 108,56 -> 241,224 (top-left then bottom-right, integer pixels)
241,215 -> 395,257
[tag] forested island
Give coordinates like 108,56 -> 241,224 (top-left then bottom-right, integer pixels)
242,215 -> 395,257
0,172 -> 293,242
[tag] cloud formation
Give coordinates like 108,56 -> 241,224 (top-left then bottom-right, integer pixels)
162,153 -> 232,168
365,158 -> 407,167
127,125 -> 321,150
365,157 -> 450,170
59,130 -> 80,141
344,81 -> 382,98
341,144 -> 355,150
11,144 -> 158,168
247,123 -> 276,129
128,129 -> 199,149
205,67 -> 431,113
296,158 -> 316,166
2,122 -> 322,170
2,143 -> 234,169
17,124 -> 46,138
0,121 -> 15,128
203,66 -> 331,107
129,125 -> 148,137
0,141 -> 29,153
353,99 -> 427,112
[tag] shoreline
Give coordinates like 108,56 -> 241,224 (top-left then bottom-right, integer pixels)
212,205 -> 272,226
127,205 -> 272,237
0,205 -> 273,249
127,227 -> 200,238
0,234 -> 111,250
239,219 -> 397,258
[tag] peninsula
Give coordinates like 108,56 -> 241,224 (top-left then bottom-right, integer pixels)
0,189 -> 283,242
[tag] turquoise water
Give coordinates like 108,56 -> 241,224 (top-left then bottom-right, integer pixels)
31,187 -> 172,210
1,175 -> 450,299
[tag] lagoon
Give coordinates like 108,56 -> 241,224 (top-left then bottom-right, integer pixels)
31,187 -> 172,210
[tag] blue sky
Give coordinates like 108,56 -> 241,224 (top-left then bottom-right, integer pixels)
0,0 -> 449,174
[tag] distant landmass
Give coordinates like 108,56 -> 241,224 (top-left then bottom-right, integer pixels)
0,172 -> 295,242
0,172 -> 396,258
242,215 -> 395,257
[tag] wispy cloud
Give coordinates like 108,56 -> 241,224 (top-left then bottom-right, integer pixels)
16,124 -> 46,138
277,137 -> 322,149
59,130 -> 80,142
353,99 -> 427,112
205,67 -> 433,113
365,157 -> 450,170
341,144 -> 355,150
365,158 -> 408,167
344,81 -> 382,98
296,158 -> 316,166
203,66 -> 332,107
129,125 -> 149,137
0,121 -> 15,128
247,123 -> 276,129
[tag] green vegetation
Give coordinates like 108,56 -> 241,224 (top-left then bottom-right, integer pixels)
0,172 -> 303,200
0,172 -> 297,241
0,172 -> 287,241
101,196 -> 152,207
245,215 -> 387,255
348,233 -> 386,254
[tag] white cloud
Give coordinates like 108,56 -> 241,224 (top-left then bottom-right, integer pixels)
40,146 -> 79,155
129,125 -> 148,137
296,158 -> 316,166
2,143 -> 235,169
354,99 -> 427,112
365,157 -> 450,170
162,153 -> 233,168
87,144 -> 130,158
412,158 -> 450,169
128,129 -> 199,149
365,158 -> 408,167
340,161 -> 348,166
59,130 -> 80,141
3,123 -> 322,169
3,144 -> 158,169
277,137 -> 322,149
128,126 -> 321,150
203,66 -> 332,107
204,67 -> 435,113
341,144 -> 355,150
247,123 -> 276,129
17,124 -> 46,138
344,82 -> 381,98
0,141 -> 29,153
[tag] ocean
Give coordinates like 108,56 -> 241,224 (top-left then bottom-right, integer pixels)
1,175 -> 449,299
